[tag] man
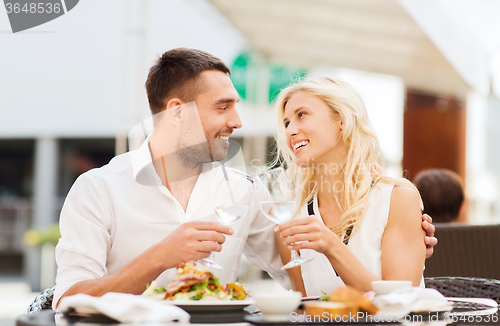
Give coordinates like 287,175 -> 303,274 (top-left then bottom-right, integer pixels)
53,48 -> 436,308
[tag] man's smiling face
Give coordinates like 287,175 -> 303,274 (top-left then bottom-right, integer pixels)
193,70 -> 242,162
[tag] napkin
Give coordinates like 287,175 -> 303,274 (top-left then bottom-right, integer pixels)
57,292 -> 190,323
373,287 -> 453,316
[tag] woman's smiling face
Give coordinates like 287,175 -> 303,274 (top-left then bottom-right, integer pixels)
283,91 -> 346,167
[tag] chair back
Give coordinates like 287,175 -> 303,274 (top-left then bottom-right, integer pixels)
424,223 -> 500,279
425,277 -> 500,304
28,285 -> 55,313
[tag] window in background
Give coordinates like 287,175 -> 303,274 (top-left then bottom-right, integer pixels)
58,139 -> 116,198
0,139 -> 34,275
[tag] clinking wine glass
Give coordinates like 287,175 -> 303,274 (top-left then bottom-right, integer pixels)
258,167 -> 313,270
198,167 -> 249,271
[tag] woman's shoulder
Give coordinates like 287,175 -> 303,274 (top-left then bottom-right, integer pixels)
374,177 -> 421,210
378,178 -> 419,197
387,181 -> 422,226
391,184 -> 420,204
378,176 -> 412,186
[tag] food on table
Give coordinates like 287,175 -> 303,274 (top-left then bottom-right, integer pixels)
328,285 -> 379,315
304,301 -> 358,318
143,261 -> 247,301
305,286 -> 379,318
225,282 -> 247,300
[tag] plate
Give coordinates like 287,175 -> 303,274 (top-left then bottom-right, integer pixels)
171,299 -> 255,313
245,315 -> 400,325
302,296 -> 320,302
446,297 -> 498,317
170,299 -> 255,305
171,299 -> 255,323
447,297 -> 498,308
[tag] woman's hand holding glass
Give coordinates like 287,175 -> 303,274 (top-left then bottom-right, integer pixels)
258,167 -> 313,269
275,215 -> 340,255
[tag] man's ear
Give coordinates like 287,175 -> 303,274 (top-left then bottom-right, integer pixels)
166,98 -> 183,125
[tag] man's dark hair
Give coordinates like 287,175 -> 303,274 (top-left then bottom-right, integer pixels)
145,48 -> 231,115
414,169 -> 464,223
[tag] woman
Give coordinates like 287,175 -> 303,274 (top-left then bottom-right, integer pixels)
273,76 -> 426,296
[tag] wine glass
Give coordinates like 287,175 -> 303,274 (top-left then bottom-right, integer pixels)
198,167 -> 249,270
258,167 -> 313,270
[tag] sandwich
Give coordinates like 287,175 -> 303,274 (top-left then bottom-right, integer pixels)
143,261 -> 246,301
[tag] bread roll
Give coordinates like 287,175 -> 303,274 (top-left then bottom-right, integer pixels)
328,286 -> 379,315
304,302 -> 359,318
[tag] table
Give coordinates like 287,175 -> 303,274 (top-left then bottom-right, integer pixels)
16,303 -> 500,326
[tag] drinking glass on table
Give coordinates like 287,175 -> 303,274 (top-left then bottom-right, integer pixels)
198,167 -> 249,270
258,167 -> 313,270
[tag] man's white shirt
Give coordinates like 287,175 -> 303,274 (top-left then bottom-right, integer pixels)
53,138 -> 290,308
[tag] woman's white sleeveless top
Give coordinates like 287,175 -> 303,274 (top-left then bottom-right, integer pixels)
299,182 -> 424,296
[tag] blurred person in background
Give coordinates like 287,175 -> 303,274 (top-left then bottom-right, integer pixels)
413,169 -> 466,223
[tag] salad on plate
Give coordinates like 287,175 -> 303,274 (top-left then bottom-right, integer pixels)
143,261 -> 247,301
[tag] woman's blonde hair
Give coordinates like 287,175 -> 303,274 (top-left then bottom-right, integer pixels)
274,76 -> 421,240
